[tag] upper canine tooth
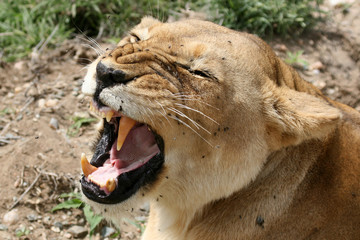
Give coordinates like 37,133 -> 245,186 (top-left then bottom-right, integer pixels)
117,116 -> 137,151
81,153 -> 98,177
106,111 -> 114,122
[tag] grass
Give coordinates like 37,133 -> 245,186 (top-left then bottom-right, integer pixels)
1,0 -> 324,62
284,50 -> 309,69
52,192 -> 104,237
67,116 -> 97,137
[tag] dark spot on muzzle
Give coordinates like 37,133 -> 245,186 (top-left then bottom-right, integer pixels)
93,61 -> 128,107
96,61 -> 127,86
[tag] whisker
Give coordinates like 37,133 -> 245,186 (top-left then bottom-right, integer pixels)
167,115 -> 213,147
82,43 -> 102,56
170,93 -> 220,110
155,100 -> 172,125
174,103 -> 219,125
167,107 -> 211,135
156,109 -> 172,127
76,35 -> 105,54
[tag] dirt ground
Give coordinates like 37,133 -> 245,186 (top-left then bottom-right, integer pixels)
0,1 -> 359,239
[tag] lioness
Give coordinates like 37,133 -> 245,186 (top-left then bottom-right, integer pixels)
80,17 -> 360,239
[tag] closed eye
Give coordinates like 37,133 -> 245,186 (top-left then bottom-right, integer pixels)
192,70 -> 211,79
178,64 -> 218,81
130,33 -> 140,43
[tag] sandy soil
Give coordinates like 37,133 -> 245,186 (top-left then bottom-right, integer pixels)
0,1 -> 359,239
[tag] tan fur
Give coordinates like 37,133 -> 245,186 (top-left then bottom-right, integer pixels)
82,17 -> 360,239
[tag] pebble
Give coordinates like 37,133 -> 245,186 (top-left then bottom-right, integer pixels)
273,44 -> 288,52
309,61 -> 324,71
14,86 -> 23,93
78,217 -> 85,225
37,153 -> 47,161
3,209 -> 19,224
64,232 -> 72,239
14,61 -> 28,71
45,99 -> 59,108
49,117 -> 59,130
101,226 -> 116,238
54,221 -> 63,230
27,214 -> 38,222
0,224 -> 8,231
68,225 -> 88,238
43,216 -> 52,226
51,226 -> 61,233
38,98 -> 46,108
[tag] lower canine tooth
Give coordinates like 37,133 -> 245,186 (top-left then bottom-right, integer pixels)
106,178 -> 116,192
81,153 -> 98,177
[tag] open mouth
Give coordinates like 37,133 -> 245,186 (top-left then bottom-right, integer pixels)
80,103 -> 164,204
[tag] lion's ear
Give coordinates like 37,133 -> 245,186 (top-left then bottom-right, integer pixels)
263,85 -> 341,150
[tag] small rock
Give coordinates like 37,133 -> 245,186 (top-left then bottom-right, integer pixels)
273,44 -> 288,52
38,98 -> 46,108
309,61 -> 324,71
37,153 -> 47,161
313,80 -> 326,90
54,221 -> 63,230
43,216 -> 52,226
14,61 -> 28,71
0,224 -> 8,231
3,209 -> 19,224
49,117 -> 59,130
14,86 -> 23,93
51,226 -> 61,233
101,226 -> 116,238
77,93 -> 85,100
77,218 -> 85,226
45,99 -> 59,108
27,214 -> 38,222
68,225 -> 88,238
326,88 -> 336,95
64,232 -> 72,239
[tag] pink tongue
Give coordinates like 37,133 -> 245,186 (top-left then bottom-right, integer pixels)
88,125 -> 160,189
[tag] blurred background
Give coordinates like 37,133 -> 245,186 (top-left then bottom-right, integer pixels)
0,0 -> 359,239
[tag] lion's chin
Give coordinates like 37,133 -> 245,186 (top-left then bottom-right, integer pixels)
80,112 -> 165,205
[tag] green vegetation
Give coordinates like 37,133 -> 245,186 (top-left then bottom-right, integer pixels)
218,0 -> 324,37
1,0 -> 324,62
67,116 -> 97,137
52,192 -> 104,237
125,218 -> 147,235
284,50 -> 309,69
15,226 -> 30,237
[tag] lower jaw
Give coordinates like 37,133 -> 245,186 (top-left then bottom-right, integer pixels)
81,151 -> 164,204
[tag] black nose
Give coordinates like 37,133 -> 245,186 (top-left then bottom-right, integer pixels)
96,61 -> 127,86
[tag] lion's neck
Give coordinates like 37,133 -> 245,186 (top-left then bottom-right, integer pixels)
143,139 -> 325,240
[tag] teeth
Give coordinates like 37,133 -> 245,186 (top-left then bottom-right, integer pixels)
81,153 -> 98,177
106,111 -> 114,122
117,116 -> 137,151
106,178 -> 116,192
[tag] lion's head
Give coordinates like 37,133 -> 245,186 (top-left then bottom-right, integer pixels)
80,17 -> 342,237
